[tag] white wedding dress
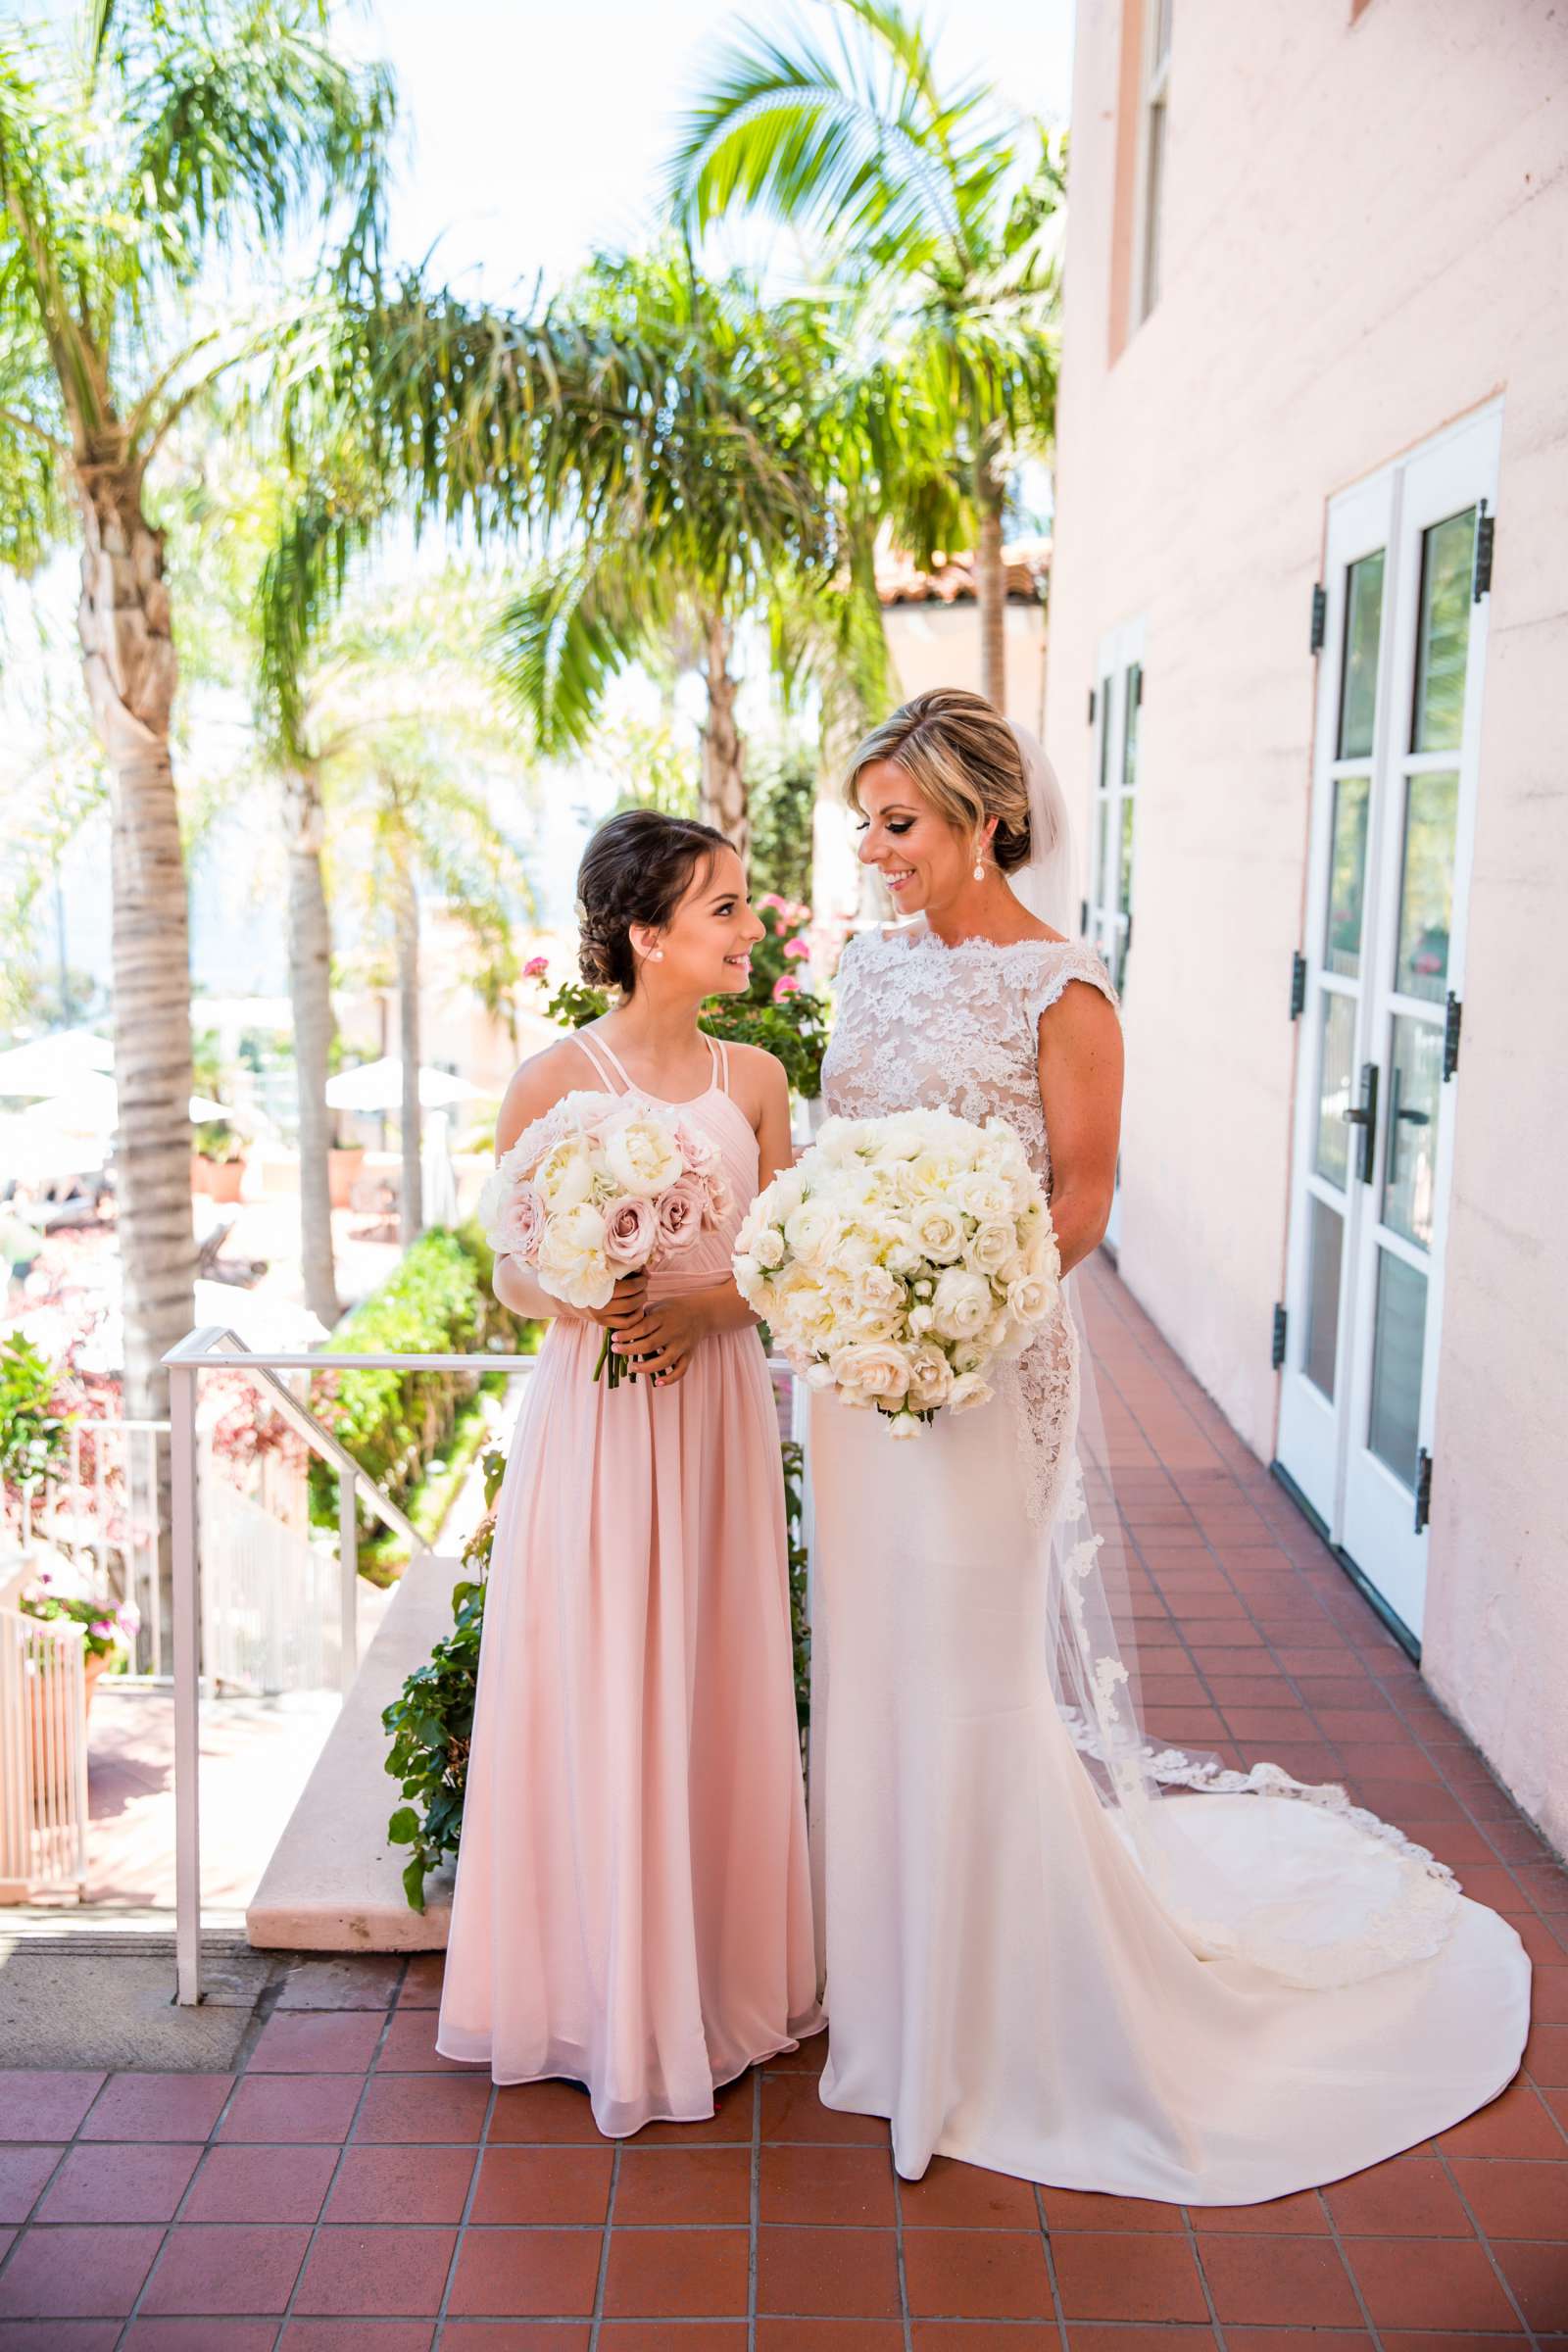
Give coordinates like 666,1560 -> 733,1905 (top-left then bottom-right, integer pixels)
808,920 -> 1531,2202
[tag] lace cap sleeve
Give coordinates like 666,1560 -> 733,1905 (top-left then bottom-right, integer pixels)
1023,942 -> 1120,1030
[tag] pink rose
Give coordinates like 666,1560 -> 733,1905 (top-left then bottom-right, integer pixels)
758,891 -> 786,914
604,1193 -> 658,1267
497,1180 -> 545,1258
772,973 -> 802,1003
701,1169 -> 731,1228
783,937 -> 810,961
523,954 -> 549,978
673,1119 -> 718,1176
655,1176 -> 706,1253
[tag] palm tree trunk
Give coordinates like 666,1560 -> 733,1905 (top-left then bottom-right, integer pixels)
284,762 -> 341,1328
976,466 -> 1007,713
700,612 -> 749,857
75,465 -> 195,1658
395,848 -> 422,1247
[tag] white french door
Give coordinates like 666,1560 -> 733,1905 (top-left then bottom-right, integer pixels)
1278,405 -> 1499,1643
1088,621 -> 1145,1251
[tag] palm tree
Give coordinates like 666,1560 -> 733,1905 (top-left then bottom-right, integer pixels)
273,570 -> 536,1250
493,250 -> 834,855
0,0 -> 393,1477
668,0 -> 1063,710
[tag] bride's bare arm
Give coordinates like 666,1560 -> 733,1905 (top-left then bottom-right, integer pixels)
1036,983 -> 1124,1277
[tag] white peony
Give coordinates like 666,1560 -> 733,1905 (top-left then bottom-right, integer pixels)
536,1200 -> 613,1309
754,1226 -> 786,1270
603,1111 -> 684,1199
534,1134 -> 597,1210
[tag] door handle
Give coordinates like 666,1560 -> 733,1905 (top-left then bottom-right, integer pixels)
1341,1061 -> 1379,1185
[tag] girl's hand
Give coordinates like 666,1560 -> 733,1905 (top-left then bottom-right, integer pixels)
612,1292 -> 711,1385
581,1272 -> 649,1333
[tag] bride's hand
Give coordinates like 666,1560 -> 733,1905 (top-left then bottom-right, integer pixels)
581,1272 -> 649,1334
612,1292 -> 710,1385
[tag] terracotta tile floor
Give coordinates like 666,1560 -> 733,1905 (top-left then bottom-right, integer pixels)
1,1261 -> 1565,2344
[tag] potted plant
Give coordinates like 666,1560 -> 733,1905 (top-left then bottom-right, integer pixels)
21,1577 -> 137,1715
192,1117 -> 248,1203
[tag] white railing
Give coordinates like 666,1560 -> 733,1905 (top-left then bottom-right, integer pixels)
0,1560 -> 89,1903
13,1418 -> 168,1678
164,1327 -> 541,2004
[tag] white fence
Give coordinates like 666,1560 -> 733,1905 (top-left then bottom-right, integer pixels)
13,1417 -> 167,1678
0,1563 -> 89,1903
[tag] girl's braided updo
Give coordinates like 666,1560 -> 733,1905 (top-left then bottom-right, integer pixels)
576,808 -> 731,995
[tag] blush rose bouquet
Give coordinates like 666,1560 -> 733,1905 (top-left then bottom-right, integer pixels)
732,1107 -> 1059,1436
478,1092 -> 729,1388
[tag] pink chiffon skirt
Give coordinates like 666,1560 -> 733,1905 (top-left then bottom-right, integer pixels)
437,1305 -> 821,2135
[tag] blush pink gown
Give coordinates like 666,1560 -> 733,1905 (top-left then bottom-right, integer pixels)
437,1030 -> 821,2133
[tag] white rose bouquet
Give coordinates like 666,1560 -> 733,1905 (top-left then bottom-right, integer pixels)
478,1091 -> 730,1388
732,1107 -> 1059,1436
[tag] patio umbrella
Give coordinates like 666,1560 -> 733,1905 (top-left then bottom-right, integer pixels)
0,1029 -> 115,1097
324,1057 -> 488,1113
420,1108 -> 460,1229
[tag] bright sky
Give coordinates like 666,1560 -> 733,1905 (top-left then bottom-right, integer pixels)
365,0 -> 1075,298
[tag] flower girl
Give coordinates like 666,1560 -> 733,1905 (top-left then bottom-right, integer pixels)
437,810 -> 820,2133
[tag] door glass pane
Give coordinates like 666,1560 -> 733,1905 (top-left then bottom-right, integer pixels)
1384,1015 -> 1442,1250
1304,1194 -> 1344,1400
1122,664 -> 1142,787
1395,769 -> 1458,1001
1314,990 -> 1355,1188
1096,796 -> 1111,906
1367,1248 -> 1427,1489
1325,773 -> 1371,979
1412,508 -> 1475,753
1337,550 -> 1385,760
1117,797 -> 1134,917
1098,688 -> 1113,789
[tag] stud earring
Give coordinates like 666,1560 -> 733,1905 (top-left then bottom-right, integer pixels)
650,949 -> 664,961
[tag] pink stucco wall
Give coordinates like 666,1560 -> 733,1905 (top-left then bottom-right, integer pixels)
1047,0 -> 1568,1844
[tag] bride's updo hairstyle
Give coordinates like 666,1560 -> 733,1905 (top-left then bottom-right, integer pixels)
576,808 -> 731,995
846,688 -> 1033,872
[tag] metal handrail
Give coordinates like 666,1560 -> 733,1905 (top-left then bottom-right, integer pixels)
162,1325 -> 542,2004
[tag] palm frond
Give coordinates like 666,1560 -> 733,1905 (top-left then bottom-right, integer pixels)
492,553 -> 659,756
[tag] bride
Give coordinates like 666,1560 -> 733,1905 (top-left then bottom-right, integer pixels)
808,686 -> 1531,2202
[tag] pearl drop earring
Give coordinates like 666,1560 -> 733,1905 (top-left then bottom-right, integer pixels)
972,851 -> 985,882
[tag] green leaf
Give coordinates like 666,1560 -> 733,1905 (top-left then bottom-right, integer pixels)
402,1855 -> 427,1912
386,1805 -> 419,1844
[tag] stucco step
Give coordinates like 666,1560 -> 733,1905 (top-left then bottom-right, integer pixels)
246,1549 -> 460,1952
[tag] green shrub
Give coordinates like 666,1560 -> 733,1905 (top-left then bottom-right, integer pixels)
0,1335 -> 74,1499
309,1224 -> 530,1536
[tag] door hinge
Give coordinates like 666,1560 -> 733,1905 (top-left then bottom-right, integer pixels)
1309,583 -> 1327,655
1289,950 -> 1307,1020
1443,990 -> 1462,1080
1473,501 -> 1494,602
1271,1303 -> 1288,1371
1413,1446 -> 1434,1533
1088,686 -> 1097,725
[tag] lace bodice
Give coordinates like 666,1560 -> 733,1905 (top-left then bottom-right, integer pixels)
821,924 -> 1118,1193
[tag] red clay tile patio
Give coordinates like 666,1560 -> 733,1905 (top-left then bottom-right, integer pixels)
0,1262 -> 1564,2342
